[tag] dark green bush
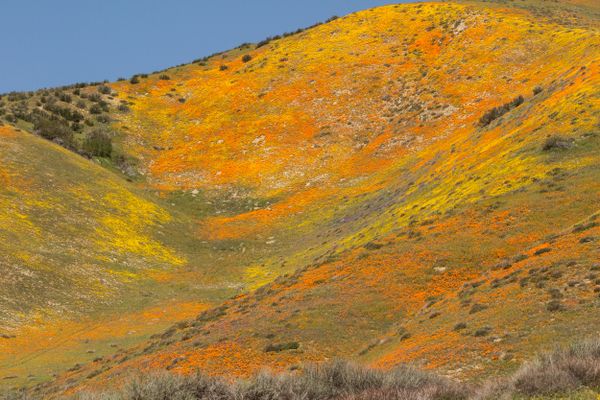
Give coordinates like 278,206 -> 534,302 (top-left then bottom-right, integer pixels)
242,54 -> 252,63
33,117 -> 73,146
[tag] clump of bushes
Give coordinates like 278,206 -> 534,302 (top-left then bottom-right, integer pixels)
130,75 -> 140,84
83,129 -> 112,158
478,95 -> 524,126
159,74 -> 170,80
241,54 -> 252,63
33,117 -> 73,147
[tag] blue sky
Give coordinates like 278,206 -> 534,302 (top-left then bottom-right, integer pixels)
0,1 -> 406,93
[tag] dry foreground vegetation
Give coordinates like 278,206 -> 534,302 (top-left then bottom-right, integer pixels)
0,0 -> 599,398
3,339 -> 600,399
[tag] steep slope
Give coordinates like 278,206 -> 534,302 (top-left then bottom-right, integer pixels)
0,0 -> 599,396
0,126 -> 206,384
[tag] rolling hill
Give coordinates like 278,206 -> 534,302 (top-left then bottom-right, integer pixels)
0,0 -> 599,398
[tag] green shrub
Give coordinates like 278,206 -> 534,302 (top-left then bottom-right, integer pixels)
96,114 -> 111,123
159,74 -> 170,80
58,93 -> 71,103
33,117 -> 73,146
98,85 -> 111,94
89,104 -> 102,114
242,54 -> 252,63
83,129 -> 112,158
479,95 -> 524,126
130,75 -> 140,84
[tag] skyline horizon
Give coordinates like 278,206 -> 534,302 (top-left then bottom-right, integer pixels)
0,0 -> 402,93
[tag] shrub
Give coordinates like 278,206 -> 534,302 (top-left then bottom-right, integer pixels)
118,104 -> 130,113
130,75 -> 140,84
96,114 -> 111,123
453,322 -> 467,331
547,288 -> 563,299
543,135 -> 572,151
7,339 -> 600,400
83,129 -> 112,157
33,117 -> 73,146
533,86 -> 543,95
219,65 -> 229,71
88,93 -> 102,102
473,326 -> 492,337
58,93 -> 71,103
469,303 -> 487,314
478,95 -> 524,126
265,341 -> 300,352
546,300 -> 562,311
89,104 -> 102,114
103,360 -> 467,400
510,338 -> 600,396
364,242 -> 383,250
98,85 -> 111,94
241,54 -> 252,63
159,74 -> 170,80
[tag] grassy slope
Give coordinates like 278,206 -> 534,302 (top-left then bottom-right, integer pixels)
1,0 -> 599,396
0,125 -> 262,385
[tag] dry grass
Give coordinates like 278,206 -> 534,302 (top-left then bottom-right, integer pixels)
10,361 -> 468,400
475,338 -> 600,399
4,338 -> 599,400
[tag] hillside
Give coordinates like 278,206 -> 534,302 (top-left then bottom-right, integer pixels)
0,0 -> 599,397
